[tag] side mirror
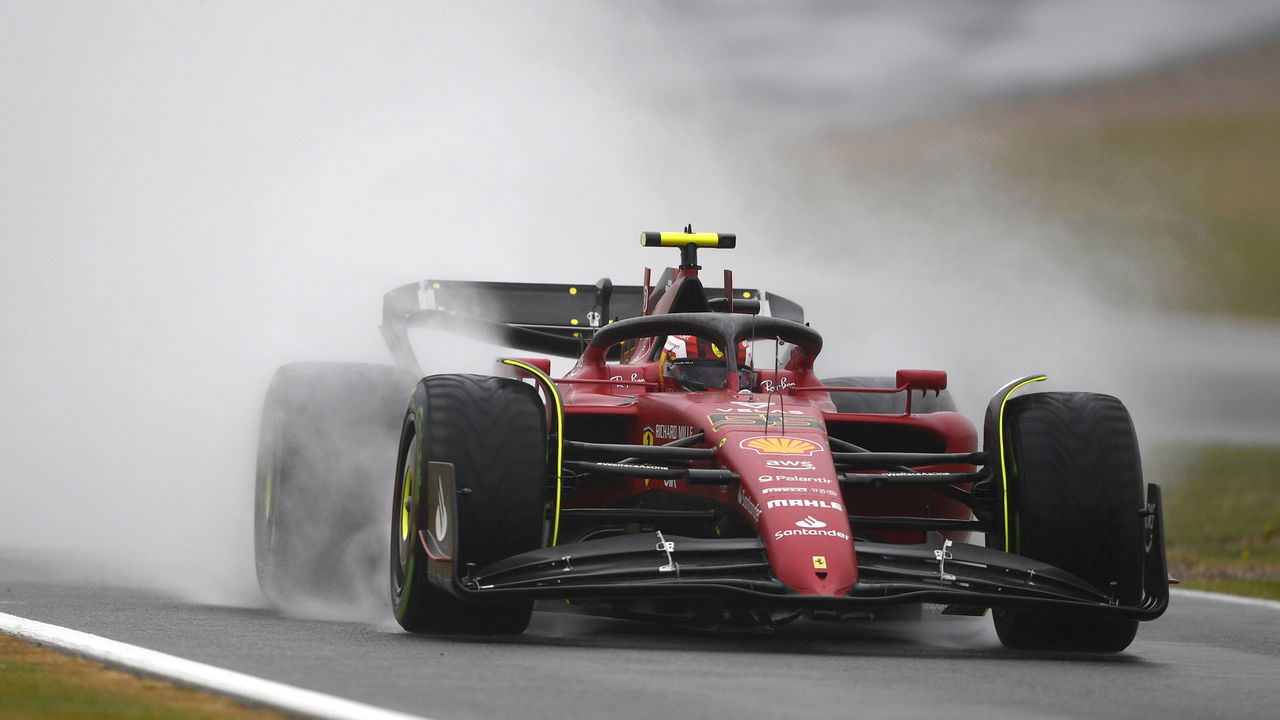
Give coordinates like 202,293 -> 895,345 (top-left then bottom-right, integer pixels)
896,369 -> 947,394
501,357 -> 553,379
708,297 -> 761,315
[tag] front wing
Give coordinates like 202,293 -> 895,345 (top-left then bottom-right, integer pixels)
451,485 -> 1170,621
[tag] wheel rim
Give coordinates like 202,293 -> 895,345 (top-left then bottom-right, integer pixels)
394,431 -> 420,590
265,410 -> 283,550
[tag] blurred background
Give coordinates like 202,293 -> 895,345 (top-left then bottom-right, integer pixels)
2,0 -> 1277,605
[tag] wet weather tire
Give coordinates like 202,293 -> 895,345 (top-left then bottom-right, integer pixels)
254,362 -> 418,609
390,374 -> 546,634
821,376 -> 955,414
993,392 -> 1145,653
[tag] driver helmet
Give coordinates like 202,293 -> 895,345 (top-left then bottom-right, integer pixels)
660,335 -> 755,391
661,335 -> 751,364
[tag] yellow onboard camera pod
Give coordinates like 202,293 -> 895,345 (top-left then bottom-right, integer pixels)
641,231 -> 736,248
642,229 -> 736,270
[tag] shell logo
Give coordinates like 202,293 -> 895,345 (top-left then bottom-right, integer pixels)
739,436 -> 824,456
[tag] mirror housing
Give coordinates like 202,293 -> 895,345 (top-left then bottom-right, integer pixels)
896,369 -> 947,394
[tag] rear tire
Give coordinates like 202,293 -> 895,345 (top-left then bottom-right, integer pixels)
254,362 -> 418,609
390,374 -> 546,634
821,375 -> 955,414
993,392 -> 1144,652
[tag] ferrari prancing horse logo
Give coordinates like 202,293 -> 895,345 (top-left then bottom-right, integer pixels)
812,556 -> 827,569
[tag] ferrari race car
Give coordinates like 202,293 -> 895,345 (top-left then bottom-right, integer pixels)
255,231 -> 1169,652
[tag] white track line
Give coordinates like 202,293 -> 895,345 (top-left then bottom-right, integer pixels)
0,612 -> 431,720
1171,588 -> 1280,611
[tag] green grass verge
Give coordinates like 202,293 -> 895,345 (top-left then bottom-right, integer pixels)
1002,111 -> 1280,320
1162,445 -> 1280,601
1176,579 -> 1280,601
0,635 -> 287,720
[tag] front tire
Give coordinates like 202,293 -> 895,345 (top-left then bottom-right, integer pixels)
254,362 -> 418,609
391,374 -> 546,634
993,392 -> 1145,652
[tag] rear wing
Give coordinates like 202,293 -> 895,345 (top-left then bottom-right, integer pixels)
380,279 -> 804,371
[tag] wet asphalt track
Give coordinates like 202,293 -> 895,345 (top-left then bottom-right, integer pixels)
2,558 -> 1277,720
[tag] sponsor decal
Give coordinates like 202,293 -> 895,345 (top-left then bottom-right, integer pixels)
433,478 -> 448,541
596,461 -> 668,472
655,424 -> 694,440
765,459 -> 816,470
766,498 -> 844,511
763,486 -> 838,497
812,555 -> 827,569
608,372 -> 643,389
758,474 -> 832,484
739,436 -> 824,456
641,424 -> 694,444
708,413 -> 822,431
737,488 -> 762,520
774,528 -> 851,540
795,515 -> 827,528
723,401 -> 803,413
760,377 -> 797,393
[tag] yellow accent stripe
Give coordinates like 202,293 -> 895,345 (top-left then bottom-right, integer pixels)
999,375 -> 1047,552
640,231 -> 733,248
400,466 -> 412,542
501,359 -> 565,547
659,232 -> 719,246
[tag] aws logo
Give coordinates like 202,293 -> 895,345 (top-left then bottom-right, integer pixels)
765,459 -> 816,471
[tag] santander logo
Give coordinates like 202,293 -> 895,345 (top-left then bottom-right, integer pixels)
795,515 -> 827,529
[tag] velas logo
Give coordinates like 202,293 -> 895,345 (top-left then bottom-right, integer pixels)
795,515 -> 826,528
716,403 -> 805,415
766,498 -> 844,511
765,459 -> 815,470
739,436 -> 824,456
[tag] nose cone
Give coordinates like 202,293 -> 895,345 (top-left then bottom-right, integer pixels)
758,502 -> 857,595
698,397 -> 859,597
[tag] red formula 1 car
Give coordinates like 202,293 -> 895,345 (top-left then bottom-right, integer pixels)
255,231 -> 1169,652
